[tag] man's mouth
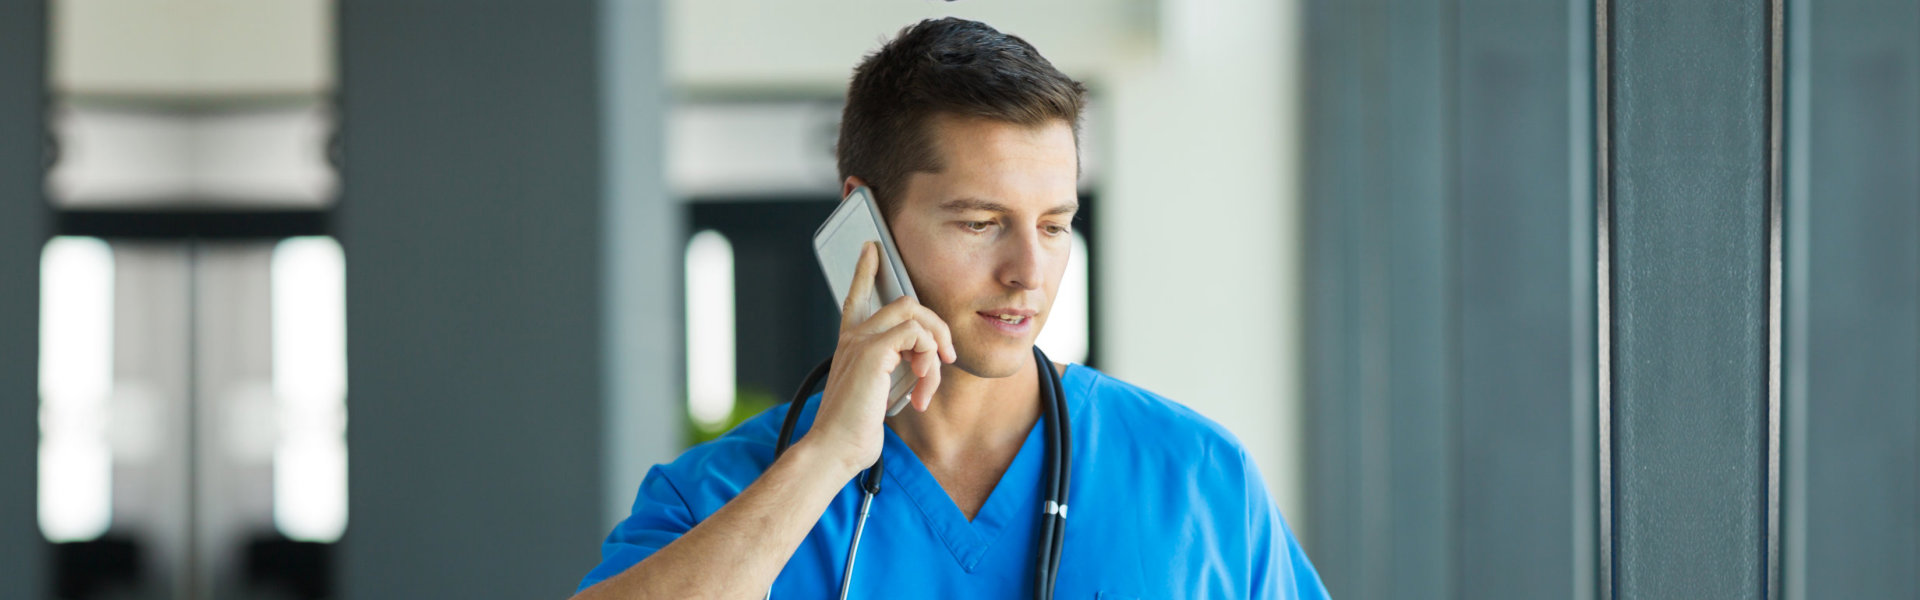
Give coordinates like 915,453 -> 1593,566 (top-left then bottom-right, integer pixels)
978,309 -> 1038,335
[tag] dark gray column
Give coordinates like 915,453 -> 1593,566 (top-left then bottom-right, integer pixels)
1382,0 -> 1455,596
1600,0 -> 1779,598
0,0 -> 48,596
1785,0 -> 1920,598
1455,0 -> 1587,598
1304,0 -> 1587,598
338,1 -> 615,597
1303,2 -> 1396,596
0,0 -> 47,595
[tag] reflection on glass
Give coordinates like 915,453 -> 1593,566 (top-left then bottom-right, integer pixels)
39,236 -> 115,542
686,230 -> 738,429
271,236 -> 348,542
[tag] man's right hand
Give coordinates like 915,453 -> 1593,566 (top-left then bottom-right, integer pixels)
802,241 -> 957,477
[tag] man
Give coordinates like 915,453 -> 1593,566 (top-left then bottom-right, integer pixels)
575,18 -> 1327,599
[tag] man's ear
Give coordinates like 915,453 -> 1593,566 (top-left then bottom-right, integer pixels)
841,176 -> 869,200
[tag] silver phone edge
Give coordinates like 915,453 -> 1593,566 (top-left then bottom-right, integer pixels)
862,190 -> 918,300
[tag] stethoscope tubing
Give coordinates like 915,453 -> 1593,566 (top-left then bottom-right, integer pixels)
772,347 -> 1069,600
838,489 -> 874,600
1041,355 -> 1071,594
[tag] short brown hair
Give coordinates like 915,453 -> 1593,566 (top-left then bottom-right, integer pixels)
836,18 -> 1088,217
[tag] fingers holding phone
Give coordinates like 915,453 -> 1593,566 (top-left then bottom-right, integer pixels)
810,242 -> 954,469
841,240 -> 955,386
866,294 -> 954,412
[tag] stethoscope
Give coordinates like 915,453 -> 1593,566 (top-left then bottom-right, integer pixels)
771,346 -> 1072,600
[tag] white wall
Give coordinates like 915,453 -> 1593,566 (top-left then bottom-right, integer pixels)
50,0 -> 333,97
1097,0 -> 1308,530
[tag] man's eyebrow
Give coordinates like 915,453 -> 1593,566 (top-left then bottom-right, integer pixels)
939,197 -> 1080,216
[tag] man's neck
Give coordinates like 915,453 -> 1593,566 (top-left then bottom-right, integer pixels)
885,360 -> 1044,466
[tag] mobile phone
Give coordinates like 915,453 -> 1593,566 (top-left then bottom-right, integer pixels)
813,186 -> 921,416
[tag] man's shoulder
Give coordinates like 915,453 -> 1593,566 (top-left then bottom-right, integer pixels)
1070,365 -> 1253,464
647,403 -> 798,504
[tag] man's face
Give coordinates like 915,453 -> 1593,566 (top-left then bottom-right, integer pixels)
884,114 -> 1079,379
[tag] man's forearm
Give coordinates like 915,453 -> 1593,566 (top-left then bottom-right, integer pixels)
574,439 -> 860,600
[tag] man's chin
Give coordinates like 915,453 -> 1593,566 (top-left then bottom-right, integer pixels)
953,344 -> 1032,379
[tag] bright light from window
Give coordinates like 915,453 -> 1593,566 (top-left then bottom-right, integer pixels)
39,236 -> 115,543
271,236 -> 348,542
685,231 -> 737,429
1037,232 -> 1091,365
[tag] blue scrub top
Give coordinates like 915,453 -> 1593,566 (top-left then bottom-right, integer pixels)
580,364 -> 1330,599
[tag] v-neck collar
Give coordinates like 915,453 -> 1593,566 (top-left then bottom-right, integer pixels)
876,364 -> 1076,573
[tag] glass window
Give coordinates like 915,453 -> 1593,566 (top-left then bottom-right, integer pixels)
270,236 -> 348,542
38,236 -> 115,543
685,230 -> 738,432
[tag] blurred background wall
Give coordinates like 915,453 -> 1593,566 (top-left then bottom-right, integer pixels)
0,1 -> 1914,599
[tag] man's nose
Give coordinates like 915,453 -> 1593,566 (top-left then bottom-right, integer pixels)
998,228 -> 1045,291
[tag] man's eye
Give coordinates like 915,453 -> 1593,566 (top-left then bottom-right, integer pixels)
964,221 -> 993,233
1045,225 -> 1070,236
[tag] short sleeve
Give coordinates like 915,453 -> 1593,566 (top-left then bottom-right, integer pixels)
575,465 -> 698,594
1242,449 -> 1331,600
